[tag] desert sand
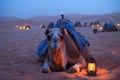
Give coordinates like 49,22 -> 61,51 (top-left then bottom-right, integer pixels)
0,15 -> 120,80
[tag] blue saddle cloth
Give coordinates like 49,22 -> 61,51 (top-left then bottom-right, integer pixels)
36,19 -> 90,56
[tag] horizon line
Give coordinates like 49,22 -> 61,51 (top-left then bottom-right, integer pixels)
0,12 -> 120,20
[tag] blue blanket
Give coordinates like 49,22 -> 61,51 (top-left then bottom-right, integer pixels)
36,19 -> 90,56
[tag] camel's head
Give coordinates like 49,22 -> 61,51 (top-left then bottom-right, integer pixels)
45,28 -> 67,50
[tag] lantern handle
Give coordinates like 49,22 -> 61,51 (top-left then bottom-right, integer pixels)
86,55 -> 96,63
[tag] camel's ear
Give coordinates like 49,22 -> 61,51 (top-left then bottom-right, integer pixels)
62,29 -> 68,35
45,28 -> 49,36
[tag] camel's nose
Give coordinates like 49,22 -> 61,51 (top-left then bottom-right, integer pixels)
51,32 -> 60,50
53,40 -> 58,49
54,45 -> 57,49
53,38 -> 58,42
51,39 -> 59,50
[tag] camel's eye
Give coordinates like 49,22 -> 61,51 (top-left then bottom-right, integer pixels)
47,35 -> 51,41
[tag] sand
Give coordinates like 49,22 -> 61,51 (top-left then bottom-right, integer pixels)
0,22 -> 120,80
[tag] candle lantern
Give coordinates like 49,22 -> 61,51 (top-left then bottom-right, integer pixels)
19,26 -> 23,30
96,24 -> 100,27
117,23 -> 120,27
86,56 -> 97,76
99,27 -> 103,31
91,25 -> 94,28
25,25 -> 30,30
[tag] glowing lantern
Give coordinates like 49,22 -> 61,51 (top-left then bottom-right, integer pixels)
99,27 -> 103,30
22,26 -> 26,30
26,27 -> 30,30
117,23 -> 120,27
96,24 -> 100,27
86,57 -> 97,76
16,25 -> 19,28
40,24 -> 45,28
19,26 -> 23,30
40,24 -> 43,28
91,25 -> 94,28
25,25 -> 30,30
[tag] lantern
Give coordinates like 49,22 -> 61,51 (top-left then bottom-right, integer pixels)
99,27 -> 103,31
91,25 -> 94,28
40,24 -> 43,28
16,25 -> 19,28
86,57 -> 97,76
96,24 -> 100,27
19,26 -> 23,30
22,26 -> 26,30
26,27 -> 30,30
117,23 -> 120,27
25,25 -> 30,30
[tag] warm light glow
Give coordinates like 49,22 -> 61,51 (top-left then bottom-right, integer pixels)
96,24 -> 100,27
19,26 -> 23,30
117,23 -> 120,27
26,27 -> 30,30
22,26 -> 26,30
91,25 -> 94,28
99,27 -> 103,30
88,63 -> 95,72
40,24 -> 43,27
16,25 -> 19,28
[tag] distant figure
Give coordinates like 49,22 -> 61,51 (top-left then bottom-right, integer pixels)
61,14 -> 64,19
56,14 -> 72,27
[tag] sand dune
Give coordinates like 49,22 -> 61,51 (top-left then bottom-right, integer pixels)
0,14 -> 120,80
29,13 -> 120,24
1,13 -> 120,25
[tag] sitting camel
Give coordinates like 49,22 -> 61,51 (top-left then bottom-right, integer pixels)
40,28 -> 88,73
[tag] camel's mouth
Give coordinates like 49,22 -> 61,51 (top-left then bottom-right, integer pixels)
52,47 -> 58,50
50,40 -> 60,50
51,47 -> 60,51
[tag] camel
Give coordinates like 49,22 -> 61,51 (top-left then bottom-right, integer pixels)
40,28 -> 88,73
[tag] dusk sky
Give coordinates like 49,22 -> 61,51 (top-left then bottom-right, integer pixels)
0,0 -> 120,19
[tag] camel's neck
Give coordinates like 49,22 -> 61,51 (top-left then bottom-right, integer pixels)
48,43 -> 66,71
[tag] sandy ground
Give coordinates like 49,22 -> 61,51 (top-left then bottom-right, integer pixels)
0,23 -> 120,80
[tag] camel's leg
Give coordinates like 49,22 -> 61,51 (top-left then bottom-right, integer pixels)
36,54 -> 47,63
40,54 -> 51,73
68,56 -> 86,73
69,62 -> 86,73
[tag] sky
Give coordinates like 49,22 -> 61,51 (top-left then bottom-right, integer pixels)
0,0 -> 120,19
